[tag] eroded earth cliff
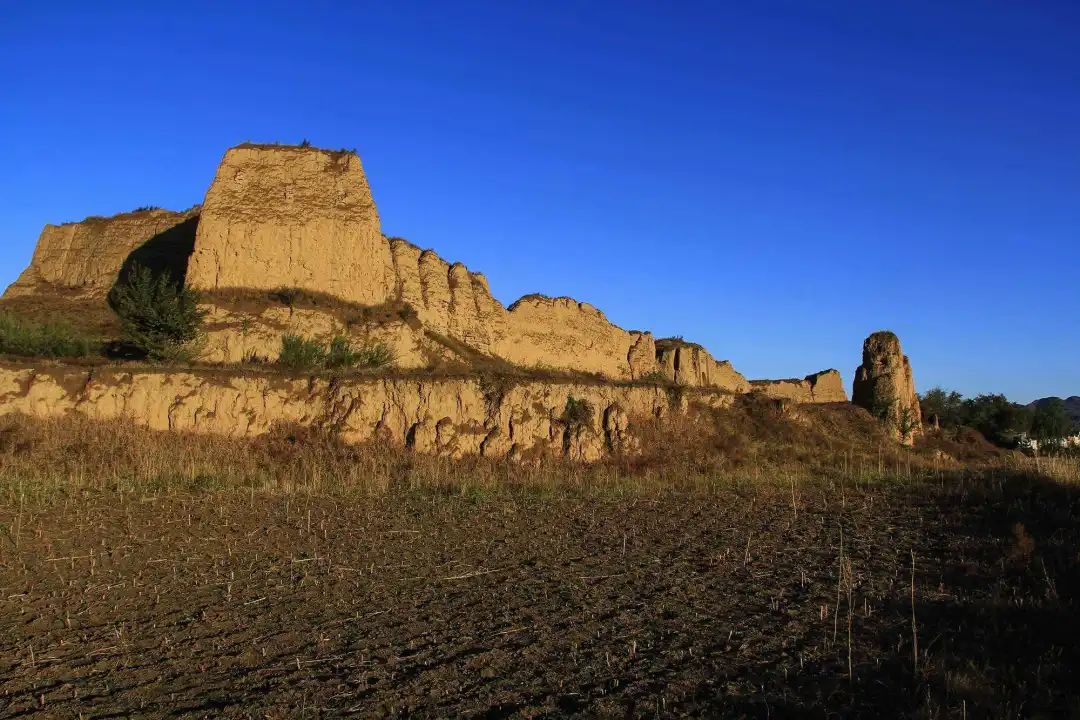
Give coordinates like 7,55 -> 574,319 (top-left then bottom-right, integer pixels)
0,361 -> 733,461
752,369 -> 848,404
5,207 -> 199,299
187,145 -> 393,305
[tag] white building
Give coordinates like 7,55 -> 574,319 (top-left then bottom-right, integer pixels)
1019,432 -> 1080,453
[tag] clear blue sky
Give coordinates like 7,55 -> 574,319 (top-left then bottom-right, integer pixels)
2,1 -> 1078,402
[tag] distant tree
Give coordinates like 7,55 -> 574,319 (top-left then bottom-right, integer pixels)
960,393 -> 1031,446
1031,398 -> 1074,452
922,387 -> 1070,450
920,387 -> 965,428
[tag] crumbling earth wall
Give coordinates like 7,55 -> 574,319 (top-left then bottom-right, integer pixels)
0,361 -> 736,461
852,331 -> 922,443
2,143 -> 823,395
752,369 -> 848,404
3,208 -> 199,299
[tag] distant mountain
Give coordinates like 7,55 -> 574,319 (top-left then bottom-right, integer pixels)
1029,396 -> 1080,423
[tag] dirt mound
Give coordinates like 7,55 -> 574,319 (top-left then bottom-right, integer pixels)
0,360 -> 741,462
182,145 -> 671,378
917,425 -> 1013,464
498,295 -> 657,379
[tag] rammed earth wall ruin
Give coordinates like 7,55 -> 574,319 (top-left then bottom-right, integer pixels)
1,142 -> 850,403
185,146 -> 670,380
0,362 -> 736,461
4,208 -> 199,298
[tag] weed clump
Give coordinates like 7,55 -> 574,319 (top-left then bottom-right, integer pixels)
1010,522 -> 1035,566
279,335 -> 327,371
353,341 -> 395,369
0,312 -> 96,358
278,334 -> 395,372
563,396 -> 594,430
325,336 -> 357,370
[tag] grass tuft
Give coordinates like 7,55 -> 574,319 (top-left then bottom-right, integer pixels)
278,334 -> 327,371
278,334 -> 395,372
0,312 -> 97,358
563,396 -> 594,430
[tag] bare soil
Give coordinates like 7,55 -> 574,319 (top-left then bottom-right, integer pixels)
2,472 -> 1078,718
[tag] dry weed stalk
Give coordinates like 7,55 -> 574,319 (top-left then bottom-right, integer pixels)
845,556 -> 854,682
833,525 -> 843,647
910,550 -> 918,676
789,471 -> 798,522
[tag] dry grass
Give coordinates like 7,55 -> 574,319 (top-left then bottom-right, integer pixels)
0,293 -> 118,340
1,414 -> 734,508
0,395 -> 1009,509
234,141 -> 356,159
654,336 -> 706,351
1029,454 -> 1080,484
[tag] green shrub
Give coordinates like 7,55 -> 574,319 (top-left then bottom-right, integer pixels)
325,336 -> 358,369
563,396 -> 594,430
666,383 -> 685,409
278,335 -> 395,372
279,335 -> 327,371
108,263 -> 206,361
869,392 -> 896,423
354,341 -> 395,369
0,312 -> 96,358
